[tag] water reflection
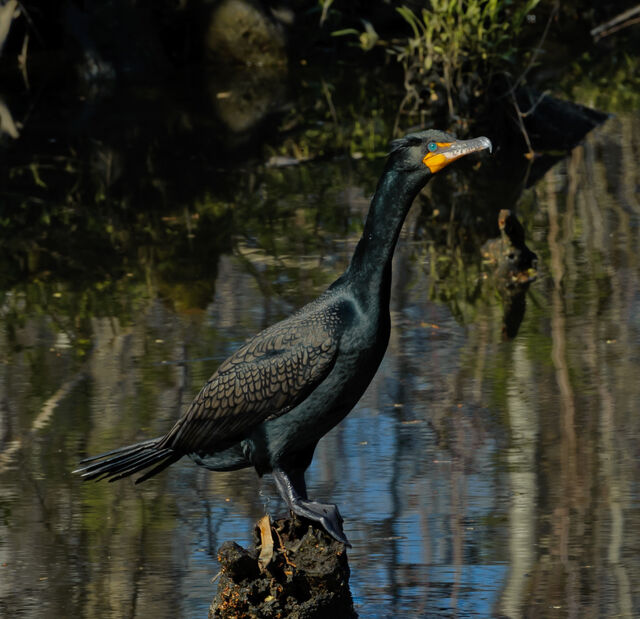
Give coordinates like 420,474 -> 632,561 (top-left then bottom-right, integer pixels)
1,101 -> 640,618
481,209 -> 538,340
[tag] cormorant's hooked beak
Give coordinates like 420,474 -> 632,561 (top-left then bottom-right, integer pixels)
423,136 -> 492,174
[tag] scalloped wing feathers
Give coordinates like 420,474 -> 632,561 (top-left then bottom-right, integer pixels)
159,304 -> 344,453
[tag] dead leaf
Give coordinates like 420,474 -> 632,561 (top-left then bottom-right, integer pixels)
257,515 -> 274,571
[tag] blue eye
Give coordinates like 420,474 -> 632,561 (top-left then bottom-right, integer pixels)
427,142 -> 437,152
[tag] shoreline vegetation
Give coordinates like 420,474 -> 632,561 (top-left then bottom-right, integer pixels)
0,1 -> 636,352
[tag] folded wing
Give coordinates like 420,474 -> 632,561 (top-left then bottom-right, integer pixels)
158,303 -> 344,454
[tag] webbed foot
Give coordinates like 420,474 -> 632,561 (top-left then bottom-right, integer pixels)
273,469 -> 351,547
289,498 -> 350,546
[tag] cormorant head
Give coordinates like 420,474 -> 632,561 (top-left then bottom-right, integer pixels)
389,129 -> 492,175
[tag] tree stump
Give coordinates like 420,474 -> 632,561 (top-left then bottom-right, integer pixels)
209,515 -> 357,619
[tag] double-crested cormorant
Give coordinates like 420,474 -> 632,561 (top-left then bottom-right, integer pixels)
75,130 -> 492,545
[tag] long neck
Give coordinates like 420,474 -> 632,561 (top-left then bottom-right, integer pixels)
344,163 -> 429,298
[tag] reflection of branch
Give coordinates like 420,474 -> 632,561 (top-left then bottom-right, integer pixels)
591,5 -> 640,40
546,169 -> 577,491
0,97 -> 20,139
155,355 -> 220,366
321,80 -> 338,127
510,91 -> 534,157
18,32 -> 29,89
508,1 -> 559,95
16,0 -> 44,47
0,370 -> 86,472
319,0 -> 334,26
0,0 -> 18,56
594,15 -> 640,39
34,371 -> 87,431
233,240 -> 275,299
519,89 -> 549,118
499,343 -> 537,617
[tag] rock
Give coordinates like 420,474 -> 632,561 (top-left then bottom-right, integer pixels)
205,0 -> 287,68
204,0 -> 288,135
210,515 -> 357,619
208,66 -> 286,134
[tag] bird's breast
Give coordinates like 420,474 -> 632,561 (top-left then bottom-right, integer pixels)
254,315 -> 390,468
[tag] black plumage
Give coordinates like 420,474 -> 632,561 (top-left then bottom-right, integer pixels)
482,208 -> 538,287
75,129 -> 491,544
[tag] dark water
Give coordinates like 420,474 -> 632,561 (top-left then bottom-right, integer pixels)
1,80 -> 640,618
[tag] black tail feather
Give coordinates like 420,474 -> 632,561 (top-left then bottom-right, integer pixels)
78,447 -> 159,478
101,450 -> 170,480
134,453 -> 182,484
74,437 -> 181,483
106,450 -> 176,482
77,438 -> 159,464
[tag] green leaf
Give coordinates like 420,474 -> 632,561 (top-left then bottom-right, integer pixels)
331,29 -> 360,37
